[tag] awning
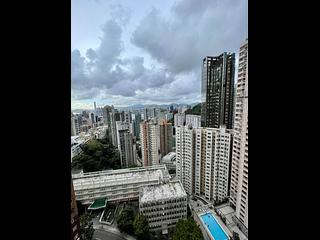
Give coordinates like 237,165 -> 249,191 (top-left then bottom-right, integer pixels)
88,197 -> 107,210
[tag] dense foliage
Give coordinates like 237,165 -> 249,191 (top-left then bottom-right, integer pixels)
79,213 -> 94,240
72,137 -> 121,172
116,206 -> 135,234
173,218 -> 203,240
133,214 -> 149,240
185,103 -> 201,115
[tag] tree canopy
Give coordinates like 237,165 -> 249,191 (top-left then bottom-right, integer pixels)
79,213 -> 94,240
72,138 -> 121,172
133,214 -> 149,240
116,206 -> 135,235
173,218 -> 203,240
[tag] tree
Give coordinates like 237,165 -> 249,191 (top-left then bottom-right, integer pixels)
233,231 -> 240,240
116,207 -> 135,234
173,218 -> 203,240
79,213 -> 94,240
133,214 -> 149,239
72,139 -> 121,172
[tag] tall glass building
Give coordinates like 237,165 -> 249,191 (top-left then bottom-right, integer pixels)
201,53 -> 235,129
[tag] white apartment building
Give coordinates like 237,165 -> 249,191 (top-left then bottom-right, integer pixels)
176,125 -> 195,195
140,121 -> 160,166
116,121 -> 135,168
185,114 -> 201,128
176,126 -> 231,204
139,180 -> 187,234
174,113 -> 185,127
72,165 -> 170,205
230,39 -> 248,231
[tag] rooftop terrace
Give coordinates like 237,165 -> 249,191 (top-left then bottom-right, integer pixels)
140,180 -> 187,203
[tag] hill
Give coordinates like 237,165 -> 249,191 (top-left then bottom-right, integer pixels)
185,103 -> 201,115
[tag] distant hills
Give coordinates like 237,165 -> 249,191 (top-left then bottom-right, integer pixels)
123,103 -> 200,110
185,103 -> 201,115
72,102 -> 201,112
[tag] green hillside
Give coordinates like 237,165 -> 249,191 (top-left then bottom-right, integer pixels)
185,103 -> 201,115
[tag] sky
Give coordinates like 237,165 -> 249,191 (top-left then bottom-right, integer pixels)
71,0 -> 248,110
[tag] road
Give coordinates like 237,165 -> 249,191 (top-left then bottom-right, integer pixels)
93,229 -> 127,240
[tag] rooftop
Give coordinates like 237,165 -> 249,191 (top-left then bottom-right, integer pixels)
72,165 -> 170,191
140,180 -> 186,203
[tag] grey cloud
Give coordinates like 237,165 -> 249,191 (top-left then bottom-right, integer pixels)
131,0 -> 247,74
72,0 -> 247,105
110,4 -> 131,26
72,17 -> 176,100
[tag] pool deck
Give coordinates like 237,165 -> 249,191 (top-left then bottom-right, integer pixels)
199,211 -> 231,240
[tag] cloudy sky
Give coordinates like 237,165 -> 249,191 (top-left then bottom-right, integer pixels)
71,0 -> 247,109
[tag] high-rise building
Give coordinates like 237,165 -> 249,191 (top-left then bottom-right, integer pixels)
116,121 -> 135,168
71,180 -> 80,240
109,108 -> 120,147
185,114 -> 201,128
165,112 -> 173,121
176,125 -> 195,195
176,126 -> 231,203
201,53 -> 235,129
144,108 -> 148,121
123,111 -> 132,124
71,114 -> 82,136
174,113 -> 185,127
90,112 -> 95,125
150,108 -> 156,119
133,113 -> 142,140
140,121 -> 160,166
230,39 -> 248,231
102,105 -> 113,142
159,120 -> 173,159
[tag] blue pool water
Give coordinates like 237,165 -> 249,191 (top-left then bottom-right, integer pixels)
200,213 -> 229,240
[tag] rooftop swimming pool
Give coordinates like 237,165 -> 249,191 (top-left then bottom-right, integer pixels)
200,212 -> 229,240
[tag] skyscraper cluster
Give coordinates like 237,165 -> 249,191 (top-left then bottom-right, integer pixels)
71,103 -> 105,136
176,39 -> 248,231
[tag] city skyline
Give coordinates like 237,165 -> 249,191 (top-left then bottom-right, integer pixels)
72,0 -> 248,109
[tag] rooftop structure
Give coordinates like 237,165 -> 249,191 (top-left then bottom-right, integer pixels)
161,152 -> 176,171
140,180 -> 186,203
88,197 -> 107,210
139,180 -> 188,233
72,165 -> 170,205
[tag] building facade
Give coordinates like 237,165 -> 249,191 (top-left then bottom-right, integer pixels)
139,180 -> 187,233
116,121 -> 135,168
176,126 -> 231,203
72,165 -> 170,205
159,120 -> 173,159
185,114 -> 201,128
140,121 -> 160,166
71,114 -> 82,136
230,39 -> 248,231
176,125 -> 195,195
201,53 -> 235,129
133,113 -> 142,140
174,113 -> 185,127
